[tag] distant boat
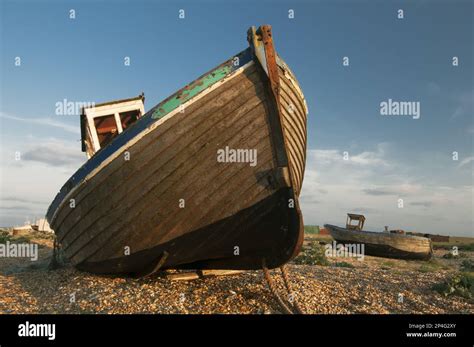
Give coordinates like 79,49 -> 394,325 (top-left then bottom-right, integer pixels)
324,224 -> 433,260
12,223 -> 33,234
46,25 -> 308,276
325,214 -> 433,260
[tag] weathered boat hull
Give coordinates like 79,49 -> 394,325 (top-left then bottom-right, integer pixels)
324,224 -> 433,260
46,26 -> 308,276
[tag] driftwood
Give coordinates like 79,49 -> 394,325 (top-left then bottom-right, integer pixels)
166,270 -> 244,281
166,272 -> 200,281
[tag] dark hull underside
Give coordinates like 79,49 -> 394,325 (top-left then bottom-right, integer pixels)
77,188 -> 302,276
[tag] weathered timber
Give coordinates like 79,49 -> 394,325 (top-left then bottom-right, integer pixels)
325,224 -> 433,260
47,25 -> 308,276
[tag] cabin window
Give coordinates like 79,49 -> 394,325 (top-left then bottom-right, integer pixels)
81,94 -> 145,157
94,114 -> 119,148
348,220 -> 358,227
120,110 -> 140,130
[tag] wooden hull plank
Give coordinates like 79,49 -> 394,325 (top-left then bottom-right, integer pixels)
65,80 -> 272,263
47,26 -> 308,275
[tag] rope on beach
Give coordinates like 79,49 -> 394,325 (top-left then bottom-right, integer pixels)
48,237 -> 61,270
280,265 -> 304,314
262,260 -> 303,314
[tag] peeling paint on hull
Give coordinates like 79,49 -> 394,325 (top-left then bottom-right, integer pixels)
47,26 -> 308,276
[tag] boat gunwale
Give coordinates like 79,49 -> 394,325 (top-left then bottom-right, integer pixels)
55,66 -> 265,241
324,224 -> 432,242
46,49 -> 255,225
47,51 -> 308,228
276,55 -> 308,115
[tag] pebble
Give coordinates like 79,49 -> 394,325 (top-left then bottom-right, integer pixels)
0,238 -> 472,314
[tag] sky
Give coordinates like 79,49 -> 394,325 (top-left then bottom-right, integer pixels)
0,0 -> 472,236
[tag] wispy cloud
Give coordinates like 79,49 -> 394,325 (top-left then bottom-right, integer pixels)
300,144 -> 472,236
450,90 -> 473,120
409,201 -> 433,208
458,156 -> 474,168
0,112 -> 79,134
352,207 -> 379,214
308,144 -> 388,167
362,188 -> 395,196
299,195 -> 321,204
362,184 -> 421,197
0,136 -> 86,226
21,140 -> 84,167
0,196 -> 49,205
0,205 -> 32,211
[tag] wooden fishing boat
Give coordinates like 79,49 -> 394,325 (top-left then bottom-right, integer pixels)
324,223 -> 433,260
46,25 -> 308,276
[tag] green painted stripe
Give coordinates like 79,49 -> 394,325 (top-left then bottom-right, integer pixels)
151,65 -> 232,120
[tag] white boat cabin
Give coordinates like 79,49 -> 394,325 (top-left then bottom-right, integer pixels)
80,94 -> 145,158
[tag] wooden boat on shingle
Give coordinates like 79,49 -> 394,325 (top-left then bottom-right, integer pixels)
325,221 -> 433,260
46,25 -> 308,276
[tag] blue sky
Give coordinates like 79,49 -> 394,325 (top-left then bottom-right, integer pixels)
1,0 -> 472,236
